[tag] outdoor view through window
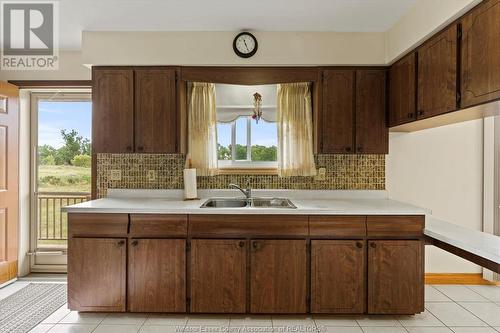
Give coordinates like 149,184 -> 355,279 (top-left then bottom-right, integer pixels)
216,84 -> 278,167
36,98 -> 91,248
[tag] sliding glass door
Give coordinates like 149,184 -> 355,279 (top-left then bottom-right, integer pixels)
30,91 -> 91,272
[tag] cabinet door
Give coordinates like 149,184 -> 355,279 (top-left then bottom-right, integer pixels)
190,239 -> 247,313
250,240 -> 307,313
322,70 -> 355,154
461,0 -> 500,108
389,53 -> 416,126
356,70 -> 388,154
135,68 -> 178,153
311,240 -> 365,313
128,239 -> 186,312
68,238 -> 126,311
368,240 -> 424,314
417,25 -> 457,119
92,68 -> 134,153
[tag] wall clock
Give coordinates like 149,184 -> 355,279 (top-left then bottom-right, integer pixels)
233,32 -> 258,58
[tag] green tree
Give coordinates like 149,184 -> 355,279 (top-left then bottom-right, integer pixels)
57,129 -> 90,165
71,154 -> 91,167
217,144 -> 231,160
38,144 -> 57,163
216,144 -> 278,162
251,145 -> 277,161
41,154 -> 56,165
234,144 -> 247,160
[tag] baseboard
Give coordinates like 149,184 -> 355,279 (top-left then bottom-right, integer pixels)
425,273 -> 500,285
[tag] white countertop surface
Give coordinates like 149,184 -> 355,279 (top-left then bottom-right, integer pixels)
61,189 -> 428,215
424,217 -> 500,265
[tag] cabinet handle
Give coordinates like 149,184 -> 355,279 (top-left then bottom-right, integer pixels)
345,146 -> 352,152
252,241 -> 259,250
126,146 -> 132,152
357,146 -> 363,152
137,146 -> 144,152
238,241 -> 245,248
409,112 -> 414,118
418,110 -> 425,116
131,240 -> 138,247
356,241 -> 363,249
117,240 -> 125,246
370,242 -> 376,248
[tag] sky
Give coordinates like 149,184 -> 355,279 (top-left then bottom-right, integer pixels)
38,101 -> 92,148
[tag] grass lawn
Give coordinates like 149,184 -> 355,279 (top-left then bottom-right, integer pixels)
37,165 -> 91,247
38,165 -> 91,192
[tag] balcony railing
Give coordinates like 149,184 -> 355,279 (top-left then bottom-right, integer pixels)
37,191 -> 90,243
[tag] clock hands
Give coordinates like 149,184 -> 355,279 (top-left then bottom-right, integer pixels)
243,39 -> 250,52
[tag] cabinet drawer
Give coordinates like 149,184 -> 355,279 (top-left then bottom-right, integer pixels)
310,216 -> 366,238
189,215 -> 308,237
130,214 -> 187,237
68,213 -> 128,238
367,216 -> 424,238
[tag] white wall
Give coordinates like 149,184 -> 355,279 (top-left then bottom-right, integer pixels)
82,31 -> 386,66
0,51 -> 90,81
387,120 -> 484,272
385,0 -> 480,63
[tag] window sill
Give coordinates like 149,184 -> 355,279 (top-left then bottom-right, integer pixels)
217,167 -> 278,175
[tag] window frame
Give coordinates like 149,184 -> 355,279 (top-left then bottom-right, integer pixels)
217,116 -> 278,170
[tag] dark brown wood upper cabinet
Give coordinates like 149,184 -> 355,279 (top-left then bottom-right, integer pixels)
128,239 -> 186,312
135,68 -> 178,153
417,25 -> 458,119
250,240 -> 307,314
68,238 -> 127,312
356,70 -> 388,154
461,0 -> 500,108
92,68 -> 134,153
368,240 -> 424,314
389,53 -> 416,126
321,69 -> 355,154
311,240 -> 365,313
190,239 -> 247,313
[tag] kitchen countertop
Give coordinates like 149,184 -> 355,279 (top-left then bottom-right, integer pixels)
62,189 -> 428,215
424,217 -> 500,265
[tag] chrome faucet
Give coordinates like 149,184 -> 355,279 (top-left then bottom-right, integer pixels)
229,183 -> 252,199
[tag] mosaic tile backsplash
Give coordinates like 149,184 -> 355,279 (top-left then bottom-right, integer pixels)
96,154 -> 385,198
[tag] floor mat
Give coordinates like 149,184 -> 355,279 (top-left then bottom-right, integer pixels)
0,283 -> 67,333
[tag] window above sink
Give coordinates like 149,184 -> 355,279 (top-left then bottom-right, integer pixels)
215,84 -> 278,172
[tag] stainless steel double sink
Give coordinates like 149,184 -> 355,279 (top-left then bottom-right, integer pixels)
200,197 -> 296,209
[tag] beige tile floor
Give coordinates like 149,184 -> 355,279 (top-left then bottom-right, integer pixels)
1,282 -> 500,333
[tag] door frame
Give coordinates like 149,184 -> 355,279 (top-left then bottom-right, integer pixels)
29,90 -> 91,273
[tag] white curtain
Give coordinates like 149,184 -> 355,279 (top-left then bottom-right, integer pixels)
188,82 -> 218,176
277,83 -> 317,177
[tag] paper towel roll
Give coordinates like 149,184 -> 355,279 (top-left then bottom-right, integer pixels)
183,168 -> 197,199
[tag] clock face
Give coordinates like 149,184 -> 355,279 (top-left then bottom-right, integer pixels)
233,32 -> 258,58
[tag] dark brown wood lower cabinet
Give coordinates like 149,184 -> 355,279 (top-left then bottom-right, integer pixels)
128,239 -> 186,312
368,240 -> 424,314
311,240 -> 365,313
68,238 -> 126,312
190,239 -> 247,313
250,240 -> 307,314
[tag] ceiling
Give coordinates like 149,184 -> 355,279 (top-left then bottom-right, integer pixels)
59,0 -> 416,49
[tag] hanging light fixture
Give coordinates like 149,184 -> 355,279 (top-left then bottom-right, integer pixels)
252,92 -> 262,123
